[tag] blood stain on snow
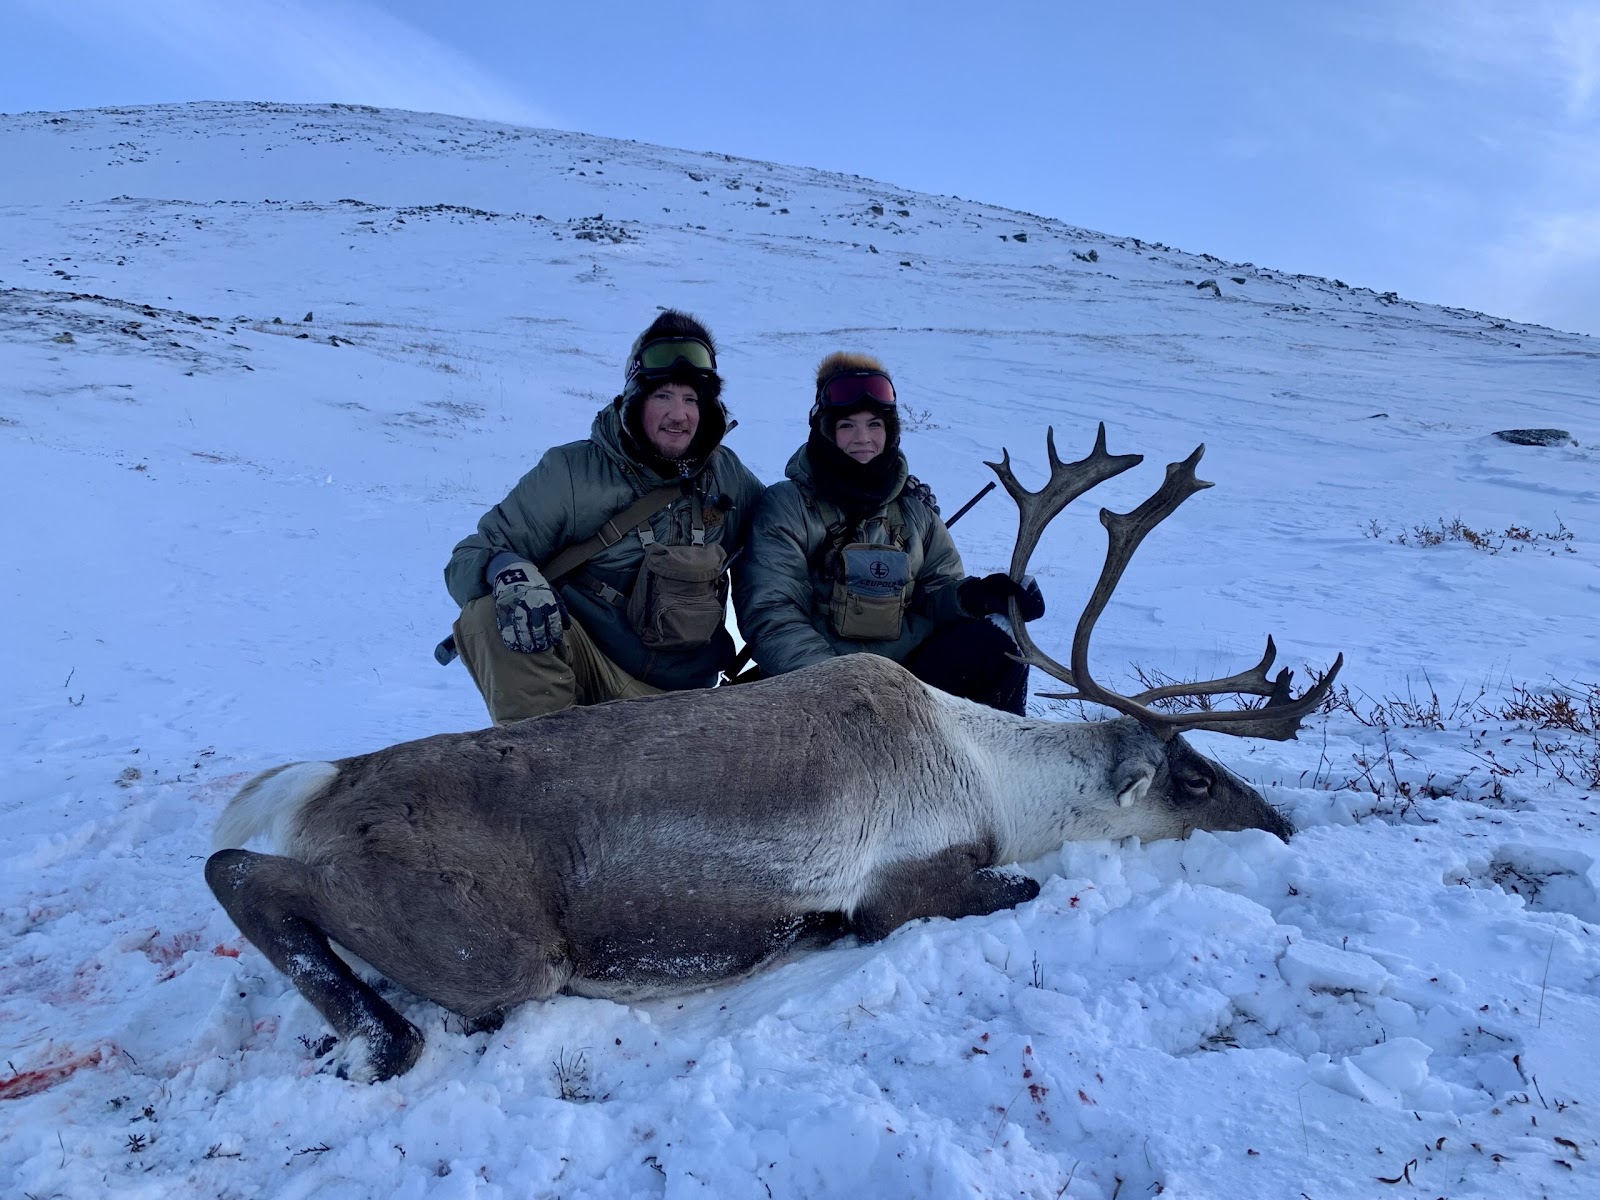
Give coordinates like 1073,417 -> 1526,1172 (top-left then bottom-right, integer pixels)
0,1047 -> 108,1101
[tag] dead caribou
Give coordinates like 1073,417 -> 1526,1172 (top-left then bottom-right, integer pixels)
206,426 -> 1341,1079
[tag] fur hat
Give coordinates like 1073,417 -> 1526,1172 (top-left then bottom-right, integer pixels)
812,351 -> 900,449
622,309 -> 722,409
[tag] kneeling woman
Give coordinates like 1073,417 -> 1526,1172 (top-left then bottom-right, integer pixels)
736,352 -> 1045,713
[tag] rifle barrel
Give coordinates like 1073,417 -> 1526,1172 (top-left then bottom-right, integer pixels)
945,480 -> 996,528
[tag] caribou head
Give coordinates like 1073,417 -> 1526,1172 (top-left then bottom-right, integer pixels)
984,424 -> 1341,842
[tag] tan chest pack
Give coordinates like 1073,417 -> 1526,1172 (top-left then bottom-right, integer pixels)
545,484 -> 729,652
818,503 -> 913,642
626,494 -> 728,649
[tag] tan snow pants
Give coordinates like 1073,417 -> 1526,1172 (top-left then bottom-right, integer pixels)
453,594 -> 662,725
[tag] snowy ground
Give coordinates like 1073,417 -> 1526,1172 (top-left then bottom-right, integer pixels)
2,102 -> 1598,1199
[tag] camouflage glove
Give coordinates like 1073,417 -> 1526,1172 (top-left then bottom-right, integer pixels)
490,561 -> 567,654
959,573 -> 1046,622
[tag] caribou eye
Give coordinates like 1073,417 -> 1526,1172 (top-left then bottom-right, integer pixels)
1179,771 -> 1212,796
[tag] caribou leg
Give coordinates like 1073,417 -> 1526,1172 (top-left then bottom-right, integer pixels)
205,849 -> 425,1081
852,843 -> 1041,942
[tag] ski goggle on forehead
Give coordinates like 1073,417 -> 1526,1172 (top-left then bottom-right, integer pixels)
631,337 -> 716,378
818,370 -> 896,409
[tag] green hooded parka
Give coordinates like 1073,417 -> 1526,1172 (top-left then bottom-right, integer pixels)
734,444 -> 969,675
445,399 -> 764,691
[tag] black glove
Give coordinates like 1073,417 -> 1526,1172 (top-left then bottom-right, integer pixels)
491,561 -> 567,654
959,572 -> 1046,622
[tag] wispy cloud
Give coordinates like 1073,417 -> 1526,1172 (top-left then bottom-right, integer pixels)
1333,1 -> 1600,333
1472,123 -> 1600,334
21,0 -> 562,129
1369,0 -> 1600,118
1487,210 -> 1600,334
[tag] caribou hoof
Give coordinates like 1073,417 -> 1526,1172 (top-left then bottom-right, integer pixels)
461,1008 -> 506,1036
968,869 -> 1041,916
363,1014 -> 425,1081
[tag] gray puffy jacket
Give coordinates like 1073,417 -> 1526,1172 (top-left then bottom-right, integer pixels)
734,445 -> 969,675
445,401 -> 764,691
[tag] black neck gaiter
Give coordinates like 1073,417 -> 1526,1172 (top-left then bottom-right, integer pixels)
805,428 -> 902,523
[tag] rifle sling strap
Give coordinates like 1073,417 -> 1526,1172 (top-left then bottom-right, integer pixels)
542,483 -> 684,583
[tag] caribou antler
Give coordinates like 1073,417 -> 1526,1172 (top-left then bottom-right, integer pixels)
985,423 -> 1144,581
990,431 -> 1343,742
982,423 -> 1142,690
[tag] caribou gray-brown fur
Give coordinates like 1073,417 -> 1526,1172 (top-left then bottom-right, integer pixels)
206,427 -> 1340,1079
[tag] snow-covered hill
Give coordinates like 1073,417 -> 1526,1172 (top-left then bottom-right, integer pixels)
2,101 -> 1597,1199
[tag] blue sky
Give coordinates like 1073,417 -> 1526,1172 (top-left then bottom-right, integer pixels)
4,0 -> 1597,336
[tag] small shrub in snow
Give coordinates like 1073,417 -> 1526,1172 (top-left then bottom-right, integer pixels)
1319,676 -> 1600,797
552,1047 -> 605,1103
1363,516 -> 1575,555
1321,674 -> 1485,731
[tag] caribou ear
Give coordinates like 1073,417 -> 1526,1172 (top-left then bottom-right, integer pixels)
1112,760 -> 1157,809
